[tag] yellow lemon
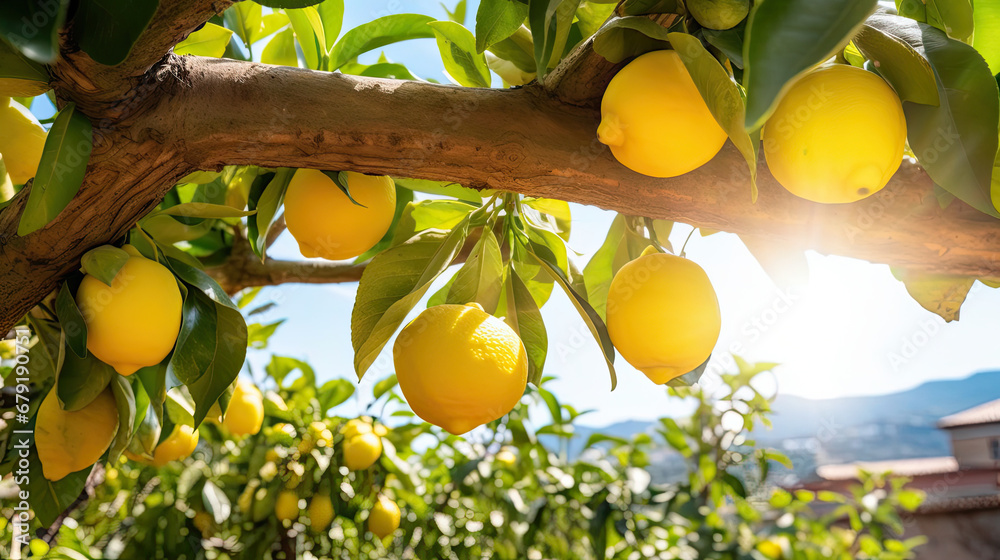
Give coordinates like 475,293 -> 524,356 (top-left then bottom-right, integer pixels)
757,539 -> 783,559
368,495 -> 401,539
76,245 -> 182,375
341,418 -> 372,440
283,169 -> 396,260
343,432 -> 382,471
222,378 -> 264,436
275,490 -> 300,522
0,97 -> 46,185
127,423 -> 199,467
763,64 -> 906,203
308,494 -> 335,532
372,423 -> 389,438
393,303 -> 528,435
598,50 -> 726,178
35,387 -> 118,481
606,248 -> 721,384
495,447 -> 516,466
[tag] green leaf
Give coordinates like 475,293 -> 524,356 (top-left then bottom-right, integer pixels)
286,6 -> 325,69
152,202 -> 256,219
373,374 -> 398,400
576,1 -> 618,39
0,0 -> 70,64
27,452 -> 89,524
505,269 -> 547,384
621,0 -> 678,16
892,268 -> 974,322
262,27 -> 298,66
224,1 -> 263,48
665,355 -> 710,388
17,103 -> 93,236
925,0 -> 973,43
107,375 -> 136,464
582,214 -> 624,320
523,198 -> 571,241
973,0 -> 1000,74
317,378 -> 355,413
254,168 -> 294,256
247,319 -> 284,349
475,0 -> 530,53
668,32 -> 758,200
852,23 -> 940,105
359,61 -> 421,80
429,20 -> 492,87
351,224 -> 470,378
0,35 -> 50,88
317,0 -> 344,50
702,22 -> 745,68
57,350 -> 114,411
865,14 -> 1000,216
329,14 -> 437,71
56,282 -> 86,358
742,0 -> 877,129
256,0 -> 324,8
393,177 -> 482,203
174,22 -> 234,57
79,245 -> 129,286
74,0 -> 158,66
392,199 -> 477,245
448,227 -> 503,312
592,16 -> 673,63
528,241 -> 617,389
528,0 -> 581,76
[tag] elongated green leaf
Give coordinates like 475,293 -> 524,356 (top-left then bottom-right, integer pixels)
153,202 -> 256,219
528,241 -> 617,389
669,32 -> 758,200
528,0 -> 581,77
583,215 -> 625,320
0,36 -> 50,94
507,269 -> 547,385
393,177 -> 482,203
18,103 -> 93,236
108,375 -> 136,464
286,6 -> 325,69
74,0 -> 158,66
476,0 -> 530,53
224,1 -> 262,48
0,0 -> 70,64
430,20 -> 491,87
373,374 -> 398,400
866,14 -> 1000,216
57,351 -> 114,411
702,23 -> 746,68
742,0 -> 877,129
448,227 -> 503,312
262,27 -> 298,66
256,0 -> 324,8
392,199 -> 477,245
317,0 -> 344,50
973,0 -> 1000,74
254,168 -> 294,256
892,268 -> 974,322
317,378 -> 354,413
56,282 -> 86,358
852,23 -> 939,105
27,451 -> 89,523
592,16 -> 673,63
524,198 -> 571,241
79,245 -> 129,286
175,23 -> 233,57
329,14 -> 436,71
351,224 -> 470,378
925,0 -> 973,43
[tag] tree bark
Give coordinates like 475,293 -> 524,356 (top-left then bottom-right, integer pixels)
2,5 -> 1000,334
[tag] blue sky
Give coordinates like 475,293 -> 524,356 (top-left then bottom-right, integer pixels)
29,0 -> 1000,426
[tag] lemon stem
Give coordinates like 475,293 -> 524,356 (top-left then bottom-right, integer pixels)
679,227 -> 697,258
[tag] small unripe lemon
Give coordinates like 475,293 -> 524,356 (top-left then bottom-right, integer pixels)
687,0 -> 749,30
393,303 -> 528,435
76,245 -> 182,375
368,495 -> 401,539
36,387 -> 118,481
598,50 -> 726,178
275,490 -> 300,522
308,494 -> 335,532
0,97 -> 46,185
763,64 -> 906,203
606,248 -> 721,384
343,432 -> 382,471
222,378 -> 264,436
284,169 -> 396,260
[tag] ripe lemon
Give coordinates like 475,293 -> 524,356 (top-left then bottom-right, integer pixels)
598,50 -> 726,178
763,64 -> 906,203
687,0 -> 749,30
36,387 -> 118,481
126,423 -> 199,467
606,248 -> 721,384
76,245 -> 182,375
343,432 -> 382,471
221,378 -> 264,436
275,490 -> 300,522
0,97 -> 46,185
393,303 -> 528,435
368,495 -> 401,539
283,169 -> 396,260
341,418 -> 372,440
308,494 -> 335,532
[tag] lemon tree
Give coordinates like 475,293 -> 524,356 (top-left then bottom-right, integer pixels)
0,0 -> 996,557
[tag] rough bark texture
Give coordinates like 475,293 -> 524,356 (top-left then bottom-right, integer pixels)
1,0 -> 999,334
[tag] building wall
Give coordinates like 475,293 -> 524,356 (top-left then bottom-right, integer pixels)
951,436 -> 1000,469
907,508 -> 1000,560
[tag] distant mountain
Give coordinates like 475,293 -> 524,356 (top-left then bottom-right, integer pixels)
562,370 -> 1000,484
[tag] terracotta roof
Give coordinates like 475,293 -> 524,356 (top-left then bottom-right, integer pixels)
938,399 -> 1000,429
816,456 -> 959,481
